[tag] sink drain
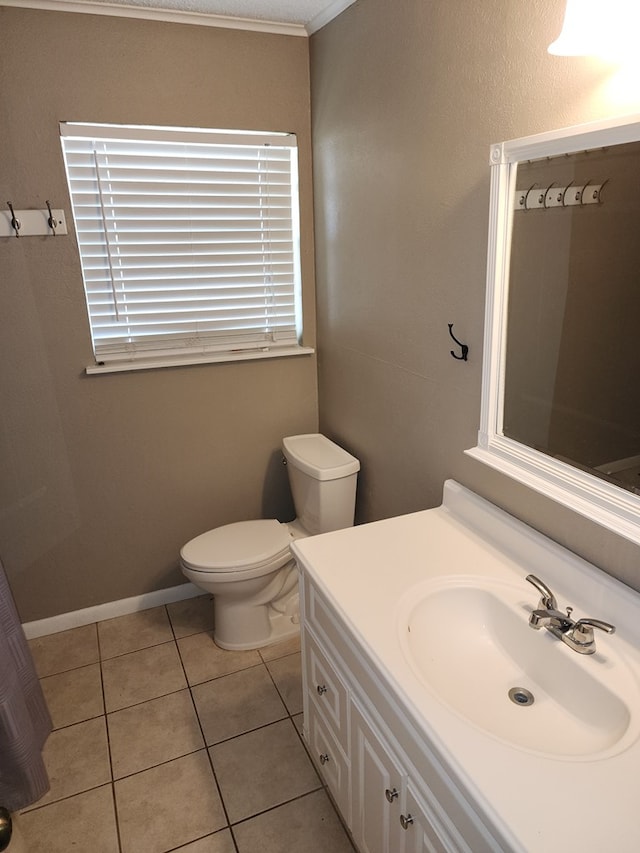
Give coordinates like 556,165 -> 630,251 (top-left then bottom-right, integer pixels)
508,687 -> 534,706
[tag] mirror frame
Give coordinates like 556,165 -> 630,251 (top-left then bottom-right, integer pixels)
467,113 -> 640,545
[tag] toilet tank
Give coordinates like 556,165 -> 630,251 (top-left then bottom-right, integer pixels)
282,434 -> 360,534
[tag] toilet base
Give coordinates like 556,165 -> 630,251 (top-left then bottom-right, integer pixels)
182,551 -> 301,651
214,594 -> 300,651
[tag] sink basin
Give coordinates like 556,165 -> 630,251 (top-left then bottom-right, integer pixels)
397,577 -> 640,759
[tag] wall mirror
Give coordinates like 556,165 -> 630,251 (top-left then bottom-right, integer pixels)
467,113 -> 640,545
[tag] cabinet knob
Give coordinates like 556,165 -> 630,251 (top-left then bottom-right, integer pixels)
400,813 -> 414,830
319,753 -> 330,765
385,787 -> 399,803
316,684 -> 327,695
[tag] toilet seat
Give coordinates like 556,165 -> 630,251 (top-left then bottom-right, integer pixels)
180,519 -> 292,574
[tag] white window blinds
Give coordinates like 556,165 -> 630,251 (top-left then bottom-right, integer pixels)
60,123 -> 304,368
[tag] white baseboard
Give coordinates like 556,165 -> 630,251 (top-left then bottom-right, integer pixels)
22,582 -> 203,639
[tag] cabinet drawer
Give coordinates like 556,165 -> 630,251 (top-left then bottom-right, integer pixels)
304,628 -> 350,753
305,580 -> 351,658
307,702 -> 350,824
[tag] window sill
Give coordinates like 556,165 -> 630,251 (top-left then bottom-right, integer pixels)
85,345 -> 315,375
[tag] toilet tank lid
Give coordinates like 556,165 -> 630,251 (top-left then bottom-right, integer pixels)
282,433 -> 360,481
180,519 -> 291,571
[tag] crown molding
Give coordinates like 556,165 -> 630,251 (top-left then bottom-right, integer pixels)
306,0 -> 355,34
0,0 -> 310,36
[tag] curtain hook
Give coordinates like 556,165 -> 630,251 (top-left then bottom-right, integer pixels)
7,202 -> 20,238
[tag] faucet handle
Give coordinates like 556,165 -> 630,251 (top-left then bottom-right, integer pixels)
565,618 -> 616,654
525,574 -> 558,610
572,618 -> 616,637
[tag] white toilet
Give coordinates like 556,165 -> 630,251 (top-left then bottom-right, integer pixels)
180,433 -> 360,650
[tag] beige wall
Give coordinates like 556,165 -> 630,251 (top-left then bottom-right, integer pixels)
0,7 -> 318,621
310,0 -> 640,592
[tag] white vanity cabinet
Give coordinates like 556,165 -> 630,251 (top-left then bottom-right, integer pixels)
293,481 -> 640,852
300,571 -> 495,853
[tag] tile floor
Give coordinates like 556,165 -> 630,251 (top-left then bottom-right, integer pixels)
18,595 -> 355,853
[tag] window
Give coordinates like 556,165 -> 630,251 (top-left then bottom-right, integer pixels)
60,123 -> 310,373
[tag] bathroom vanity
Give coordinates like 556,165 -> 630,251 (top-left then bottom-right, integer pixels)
292,481 -> 640,852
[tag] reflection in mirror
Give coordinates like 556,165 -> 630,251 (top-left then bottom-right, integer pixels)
504,142 -> 640,494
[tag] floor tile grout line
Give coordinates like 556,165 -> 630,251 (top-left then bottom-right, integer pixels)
228,824 -> 241,853
200,711 -> 291,750
38,659 -> 101,682
36,658 -> 100,680
46,710 -> 105,734
262,653 -> 305,723
174,630 -> 240,853
163,827 -> 233,853
290,711 -> 323,781
165,602 -> 179,644
100,635 -> 183,664
110,744 -> 211,784
187,659 -> 267,689
105,683 -> 191,716
20,780 -> 114,815
194,702 -> 241,853
109,781 -> 124,853
288,716 -> 324,787
97,662 -> 114,787
228,784 -> 326,828
31,620 -> 101,680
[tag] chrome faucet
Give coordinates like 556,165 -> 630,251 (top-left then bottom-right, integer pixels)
525,574 -> 615,655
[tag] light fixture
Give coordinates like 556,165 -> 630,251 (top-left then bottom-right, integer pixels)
548,0 -> 640,58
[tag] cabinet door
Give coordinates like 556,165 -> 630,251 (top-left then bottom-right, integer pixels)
307,703 -> 350,823
351,703 -> 405,853
400,785 -> 450,853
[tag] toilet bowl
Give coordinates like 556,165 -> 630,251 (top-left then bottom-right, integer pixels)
180,434 -> 360,650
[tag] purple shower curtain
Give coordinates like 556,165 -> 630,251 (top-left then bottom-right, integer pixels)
0,558 -> 51,811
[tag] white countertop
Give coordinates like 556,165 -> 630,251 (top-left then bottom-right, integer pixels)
292,481 -> 640,852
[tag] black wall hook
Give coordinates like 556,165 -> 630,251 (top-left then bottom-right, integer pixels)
448,323 -> 469,361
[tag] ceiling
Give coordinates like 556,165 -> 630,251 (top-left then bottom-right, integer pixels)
1,0 -> 357,34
